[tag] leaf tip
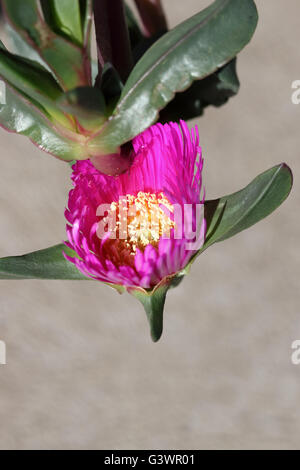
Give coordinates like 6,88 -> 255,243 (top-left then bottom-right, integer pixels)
280,162 -> 293,189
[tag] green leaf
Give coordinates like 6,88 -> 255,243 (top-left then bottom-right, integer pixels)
42,0 -> 83,46
0,244 -> 87,280
5,23 -> 52,72
0,42 -> 62,100
0,46 -> 74,128
57,86 -> 107,131
130,284 -> 169,342
100,63 -> 124,110
0,243 -> 126,295
0,82 -> 87,161
89,0 -> 258,153
203,163 -> 293,250
2,0 -> 91,90
160,58 -> 239,122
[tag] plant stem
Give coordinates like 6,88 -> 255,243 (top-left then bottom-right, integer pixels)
93,0 -> 133,85
134,0 -> 168,37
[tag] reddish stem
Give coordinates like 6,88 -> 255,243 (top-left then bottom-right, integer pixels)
93,0 -> 133,85
134,0 -> 168,37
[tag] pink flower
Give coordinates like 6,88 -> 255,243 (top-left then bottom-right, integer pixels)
64,120 -> 206,290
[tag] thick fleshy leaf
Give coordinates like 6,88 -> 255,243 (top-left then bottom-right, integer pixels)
5,1 -> 93,68
160,58 -> 239,122
129,282 -> 170,342
0,243 -> 126,295
0,244 -> 87,280
0,46 -> 74,128
57,86 -> 107,131
0,44 -> 62,100
89,0 -> 258,153
203,163 -> 293,251
0,80 -> 129,169
100,63 -> 124,110
5,23 -> 52,72
0,82 -> 87,161
41,0 -> 83,45
2,0 -> 91,90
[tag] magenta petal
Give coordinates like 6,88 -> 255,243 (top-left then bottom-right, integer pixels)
65,121 -> 206,288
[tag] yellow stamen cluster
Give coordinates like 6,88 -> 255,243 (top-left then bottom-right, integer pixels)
109,191 -> 175,255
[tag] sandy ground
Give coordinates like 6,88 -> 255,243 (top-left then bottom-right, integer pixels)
0,0 -> 299,450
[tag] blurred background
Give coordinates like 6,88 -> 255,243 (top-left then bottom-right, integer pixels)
0,0 -> 299,450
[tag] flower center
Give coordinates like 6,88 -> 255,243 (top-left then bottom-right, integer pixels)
108,191 -> 175,255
